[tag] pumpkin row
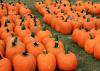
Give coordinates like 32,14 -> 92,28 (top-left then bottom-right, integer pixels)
72,27 -> 100,60
35,0 -> 100,35
35,0 -> 100,15
0,1 -> 78,71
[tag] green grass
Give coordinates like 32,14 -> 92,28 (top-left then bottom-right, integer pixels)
6,0 -> 100,71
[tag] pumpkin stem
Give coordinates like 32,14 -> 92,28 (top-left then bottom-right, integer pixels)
83,15 -> 86,19
31,32 -> 35,38
28,14 -> 33,18
86,8 -> 89,15
11,33 -> 15,37
61,16 -> 64,20
61,9 -> 64,13
45,7 -> 50,13
21,25 -> 26,30
89,33 -> 94,39
22,51 -> 28,56
87,18 -> 90,22
91,12 -> 95,17
79,26 -> 83,30
63,4 -> 66,7
92,0 -> 94,5
85,28 -> 89,32
4,19 -> 10,27
42,24 -> 46,31
81,10 -> 84,13
97,16 -> 100,19
21,17 -> 25,22
54,34 -> 59,41
33,42 -> 39,47
59,0 -> 62,4
94,23 -> 97,30
34,16 -> 37,26
6,28 -> 10,32
1,4 -> 4,9
0,54 -> 3,60
54,42 -> 58,48
12,37 -> 18,46
77,13 -> 80,17
55,0 -> 58,3
43,50 -> 48,54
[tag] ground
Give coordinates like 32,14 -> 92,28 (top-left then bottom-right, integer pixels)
7,0 -> 100,71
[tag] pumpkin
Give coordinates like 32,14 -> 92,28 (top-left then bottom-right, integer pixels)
57,51 -> 78,71
59,16 -> 72,34
14,25 -> 31,40
29,16 -> 42,34
72,27 -> 83,43
47,35 -> 64,56
26,41 -> 45,57
43,13 -> 53,25
90,23 -> 100,37
77,28 -> 90,48
19,6 -> 31,15
83,18 -> 95,30
84,33 -> 95,54
6,2 -> 18,14
0,28 -> 12,41
0,53 -> 12,71
6,36 -> 25,61
14,15 -> 30,27
23,32 -> 41,45
37,50 -> 56,71
0,3 -> 7,17
37,25 -> 52,40
1,17 -> 15,31
13,51 -> 36,71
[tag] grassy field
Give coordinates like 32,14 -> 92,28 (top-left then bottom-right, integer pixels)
6,0 -> 100,71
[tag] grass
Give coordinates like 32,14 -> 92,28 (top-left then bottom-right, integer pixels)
6,0 -> 100,71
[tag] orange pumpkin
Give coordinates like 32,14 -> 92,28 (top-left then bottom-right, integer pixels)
23,32 -> 41,45
13,52 -> 36,71
77,28 -> 90,48
19,6 -> 31,15
29,16 -> 42,34
47,35 -> 64,56
6,36 -> 25,61
37,25 -> 52,40
84,33 -> 95,54
14,25 -> 31,40
37,50 -> 56,71
57,51 -> 78,71
0,3 -> 7,17
72,27 -> 83,43
26,41 -> 45,57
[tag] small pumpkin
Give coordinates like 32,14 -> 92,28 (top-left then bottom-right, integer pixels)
13,51 -> 36,71
57,51 -> 78,71
37,25 -> 52,41
23,32 -> 41,45
6,36 -> 25,61
37,50 -> 56,71
26,41 -> 45,57
84,33 -> 95,54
